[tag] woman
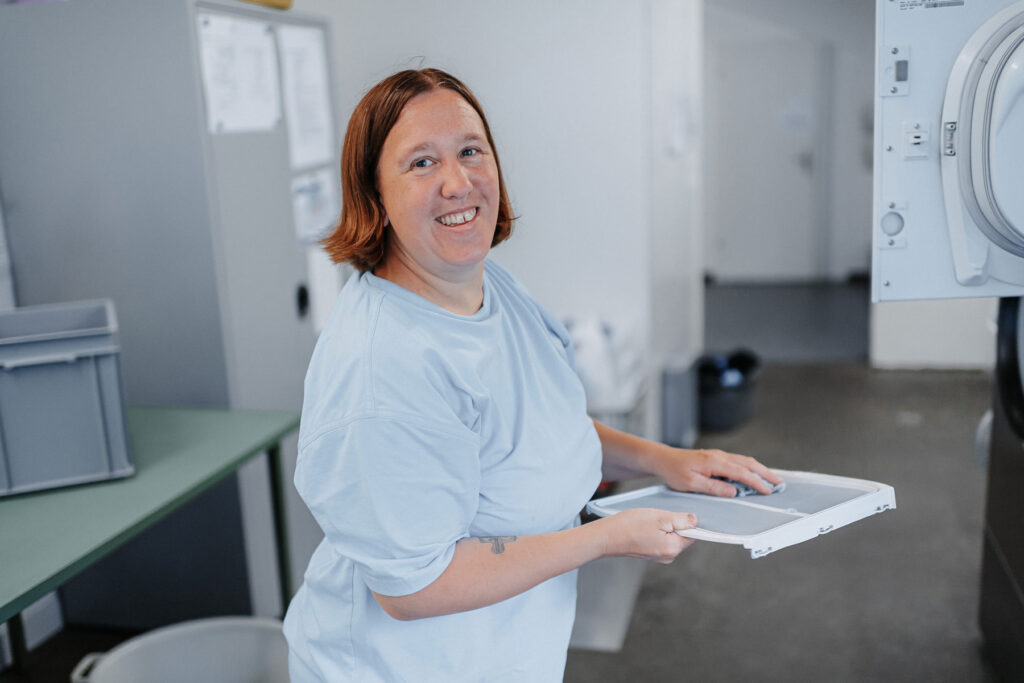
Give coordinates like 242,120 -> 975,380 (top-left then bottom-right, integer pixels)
283,68 -> 782,682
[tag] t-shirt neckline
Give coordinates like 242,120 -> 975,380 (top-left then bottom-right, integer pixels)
363,264 -> 493,321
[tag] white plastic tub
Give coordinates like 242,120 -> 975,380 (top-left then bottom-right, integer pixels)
70,617 -> 288,683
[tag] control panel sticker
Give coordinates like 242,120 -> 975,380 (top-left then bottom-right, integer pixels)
897,0 -> 965,9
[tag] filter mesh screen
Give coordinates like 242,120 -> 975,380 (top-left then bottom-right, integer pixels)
604,491 -> 800,535
600,482 -> 865,536
756,482 -> 863,514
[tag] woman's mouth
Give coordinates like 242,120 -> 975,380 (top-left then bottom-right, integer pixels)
436,207 -> 478,227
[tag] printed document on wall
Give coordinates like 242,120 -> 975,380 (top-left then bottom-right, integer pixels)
278,25 -> 334,170
196,13 -> 281,134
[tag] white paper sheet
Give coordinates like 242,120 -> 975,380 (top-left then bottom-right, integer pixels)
291,167 -> 339,244
278,24 -> 335,169
196,13 -> 282,134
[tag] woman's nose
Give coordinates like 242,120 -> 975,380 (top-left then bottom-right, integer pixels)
440,161 -> 472,199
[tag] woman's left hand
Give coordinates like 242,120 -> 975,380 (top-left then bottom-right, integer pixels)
654,447 -> 783,497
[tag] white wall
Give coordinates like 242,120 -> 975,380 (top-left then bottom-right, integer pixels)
649,0 -> 705,434
871,298 -> 998,370
294,0 -> 706,436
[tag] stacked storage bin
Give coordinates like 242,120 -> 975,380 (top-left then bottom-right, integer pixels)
0,300 -> 132,497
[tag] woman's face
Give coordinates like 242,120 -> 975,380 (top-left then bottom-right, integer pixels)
376,88 -> 500,282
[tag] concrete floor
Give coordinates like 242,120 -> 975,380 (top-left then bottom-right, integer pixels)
565,363 -> 998,683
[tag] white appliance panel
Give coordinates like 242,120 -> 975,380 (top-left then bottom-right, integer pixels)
874,0 -> 1024,301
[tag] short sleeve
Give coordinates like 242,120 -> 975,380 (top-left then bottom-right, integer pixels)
295,413 -> 481,596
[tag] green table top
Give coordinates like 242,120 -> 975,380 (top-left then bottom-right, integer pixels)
0,406 -> 299,624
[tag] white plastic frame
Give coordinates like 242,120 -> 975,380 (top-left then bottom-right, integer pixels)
586,469 -> 896,559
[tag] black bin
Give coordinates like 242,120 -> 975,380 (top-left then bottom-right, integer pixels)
697,349 -> 761,432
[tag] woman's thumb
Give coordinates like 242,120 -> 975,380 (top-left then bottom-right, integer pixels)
675,514 -> 698,531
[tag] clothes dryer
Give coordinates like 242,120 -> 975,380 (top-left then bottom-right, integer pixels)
876,3 -> 1024,677
874,0 -> 1024,301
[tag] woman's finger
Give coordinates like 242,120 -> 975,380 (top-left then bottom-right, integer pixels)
696,473 -> 739,497
704,451 -> 784,495
739,455 -> 784,485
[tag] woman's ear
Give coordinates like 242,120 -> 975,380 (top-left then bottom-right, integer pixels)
377,194 -> 390,228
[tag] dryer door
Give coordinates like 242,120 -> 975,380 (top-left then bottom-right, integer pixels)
942,3 -> 1024,287
874,0 -> 1024,302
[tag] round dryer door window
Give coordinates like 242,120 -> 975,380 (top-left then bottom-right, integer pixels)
983,33 -> 1024,245
966,26 -> 1024,252
942,2 -> 1024,285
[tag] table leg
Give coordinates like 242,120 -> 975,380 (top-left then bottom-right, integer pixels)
7,612 -> 29,672
266,444 -> 293,617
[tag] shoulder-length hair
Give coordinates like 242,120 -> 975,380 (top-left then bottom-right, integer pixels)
322,68 -> 515,271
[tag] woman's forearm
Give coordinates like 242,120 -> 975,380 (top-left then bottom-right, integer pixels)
593,419 -> 670,481
373,507 -> 696,621
373,522 -> 608,621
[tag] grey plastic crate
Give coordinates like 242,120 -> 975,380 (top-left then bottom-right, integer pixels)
0,299 -> 133,497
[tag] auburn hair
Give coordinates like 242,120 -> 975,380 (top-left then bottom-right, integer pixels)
322,68 -> 515,271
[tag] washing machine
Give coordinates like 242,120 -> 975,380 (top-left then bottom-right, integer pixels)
875,1 -> 1024,676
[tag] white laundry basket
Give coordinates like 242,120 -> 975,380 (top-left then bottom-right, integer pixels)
70,617 -> 288,683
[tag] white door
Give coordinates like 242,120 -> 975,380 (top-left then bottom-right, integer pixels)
705,36 -> 830,282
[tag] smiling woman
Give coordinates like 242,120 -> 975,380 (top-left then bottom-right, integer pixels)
284,68 -> 781,683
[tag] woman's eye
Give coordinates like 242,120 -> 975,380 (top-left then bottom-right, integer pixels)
461,148 -> 480,158
412,158 -> 433,169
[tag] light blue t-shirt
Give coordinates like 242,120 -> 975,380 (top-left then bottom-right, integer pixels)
283,259 -> 604,682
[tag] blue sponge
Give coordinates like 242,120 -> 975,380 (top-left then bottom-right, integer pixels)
713,475 -> 786,497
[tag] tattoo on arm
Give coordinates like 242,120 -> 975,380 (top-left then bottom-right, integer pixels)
478,536 -> 517,554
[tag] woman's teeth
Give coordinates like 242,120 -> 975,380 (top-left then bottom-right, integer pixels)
437,208 -> 477,226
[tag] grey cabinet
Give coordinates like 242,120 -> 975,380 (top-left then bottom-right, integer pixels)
0,0 -> 334,627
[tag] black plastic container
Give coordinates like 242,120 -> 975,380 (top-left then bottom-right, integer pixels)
697,348 -> 761,432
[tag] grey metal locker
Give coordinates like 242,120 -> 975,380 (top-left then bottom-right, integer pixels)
0,0 -> 334,627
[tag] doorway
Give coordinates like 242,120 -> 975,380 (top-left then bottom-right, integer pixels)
703,2 -> 873,363
705,36 -> 829,281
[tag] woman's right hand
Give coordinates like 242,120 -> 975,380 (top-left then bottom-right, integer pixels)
595,507 -> 698,564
